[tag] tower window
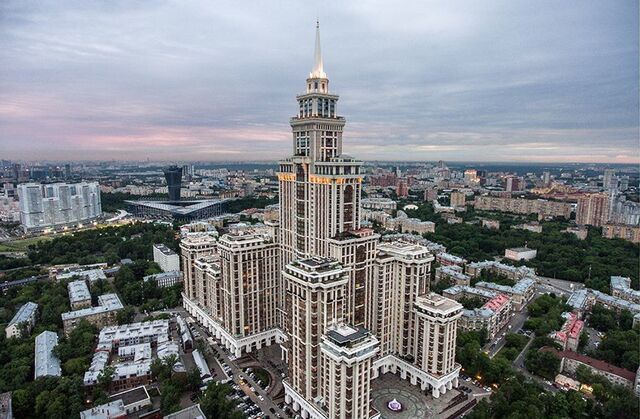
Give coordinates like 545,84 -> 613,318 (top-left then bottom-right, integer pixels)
314,82 -> 318,89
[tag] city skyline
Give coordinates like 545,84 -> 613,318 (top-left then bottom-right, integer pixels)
1,1 -> 638,163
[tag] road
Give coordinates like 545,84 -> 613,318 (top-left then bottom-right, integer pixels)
485,307 -> 530,358
177,308 -> 289,418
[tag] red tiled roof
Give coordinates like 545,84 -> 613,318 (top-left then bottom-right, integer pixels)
483,293 -> 510,311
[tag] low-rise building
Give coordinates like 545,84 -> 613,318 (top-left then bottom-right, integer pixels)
610,276 -> 640,304
143,271 -> 182,288
563,226 -> 588,240
34,330 -> 61,379
551,312 -> 584,352
436,252 -> 466,267
602,224 -> 640,243
153,243 -> 180,272
62,294 -> 124,335
435,266 -> 470,286
458,293 -> 512,340
98,320 -> 170,350
361,197 -> 397,213
481,219 -> 500,230
57,268 -> 107,284
5,301 -> 37,338
443,285 -> 497,302
80,400 -> 126,419
504,247 -> 537,261
475,277 -> 536,311
542,347 -> 636,389
68,280 -> 92,309
465,260 -> 536,281
107,386 -> 152,417
512,222 -> 543,233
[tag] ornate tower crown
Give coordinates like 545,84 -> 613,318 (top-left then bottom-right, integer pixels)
307,21 -> 328,94
309,20 -> 326,79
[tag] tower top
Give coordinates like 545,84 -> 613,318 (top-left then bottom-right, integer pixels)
310,21 -> 326,79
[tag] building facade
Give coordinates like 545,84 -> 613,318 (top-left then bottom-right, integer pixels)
18,182 -> 101,232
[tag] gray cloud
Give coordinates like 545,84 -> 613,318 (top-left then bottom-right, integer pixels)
0,0 -> 638,162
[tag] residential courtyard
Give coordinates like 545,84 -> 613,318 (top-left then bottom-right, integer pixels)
372,373 -> 473,419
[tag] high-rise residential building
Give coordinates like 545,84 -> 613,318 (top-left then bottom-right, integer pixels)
320,324 -> 379,419
180,234 -> 217,302
542,171 -> 551,186
603,169 -> 616,191
181,23 -> 464,419
450,191 -> 466,208
283,257 -> 349,410
464,169 -> 478,184
576,193 -> 610,227
411,294 -> 462,396
373,241 -> 433,356
396,180 -> 408,198
505,176 -> 524,192
216,231 -> 281,354
163,166 -> 182,201
424,187 -> 438,202
17,182 -> 102,232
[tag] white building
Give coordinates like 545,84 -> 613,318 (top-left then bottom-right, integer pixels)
17,182 -> 101,232
153,244 -> 180,272
6,301 -> 38,338
143,271 -> 182,288
504,247 -> 537,261
68,280 -> 92,309
361,197 -> 397,213
34,331 -> 61,379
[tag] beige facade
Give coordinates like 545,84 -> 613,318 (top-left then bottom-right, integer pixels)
218,232 -> 280,340
474,196 -> 572,219
180,234 -> 216,301
319,325 -> 379,419
283,257 -> 349,403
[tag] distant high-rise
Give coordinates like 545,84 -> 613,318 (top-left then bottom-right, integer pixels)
576,193 -> 610,227
542,171 -> 551,186
17,182 -> 101,232
164,166 -> 182,201
603,169 -> 616,191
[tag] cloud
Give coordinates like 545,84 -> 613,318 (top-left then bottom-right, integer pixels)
0,0 -> 637,162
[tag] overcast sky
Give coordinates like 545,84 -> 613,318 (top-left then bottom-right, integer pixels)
1,1 -> 638,163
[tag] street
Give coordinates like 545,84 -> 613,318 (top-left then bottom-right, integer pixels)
176,308 -> 289,418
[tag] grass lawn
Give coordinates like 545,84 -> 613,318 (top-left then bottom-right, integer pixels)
0,235 -> 54,252
253,368 -> 271,389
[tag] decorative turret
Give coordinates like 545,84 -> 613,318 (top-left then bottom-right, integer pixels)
306,21 -> 329,94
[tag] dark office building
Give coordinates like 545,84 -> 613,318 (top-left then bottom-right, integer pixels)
164,166 -> 182,201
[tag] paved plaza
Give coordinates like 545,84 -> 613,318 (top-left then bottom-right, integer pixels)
372,373 -> 463,419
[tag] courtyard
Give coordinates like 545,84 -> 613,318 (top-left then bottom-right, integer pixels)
372,373 -> 472,419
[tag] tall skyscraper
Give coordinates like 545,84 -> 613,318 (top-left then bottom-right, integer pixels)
182,23 -> 464,419
164,166 -> 183,201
